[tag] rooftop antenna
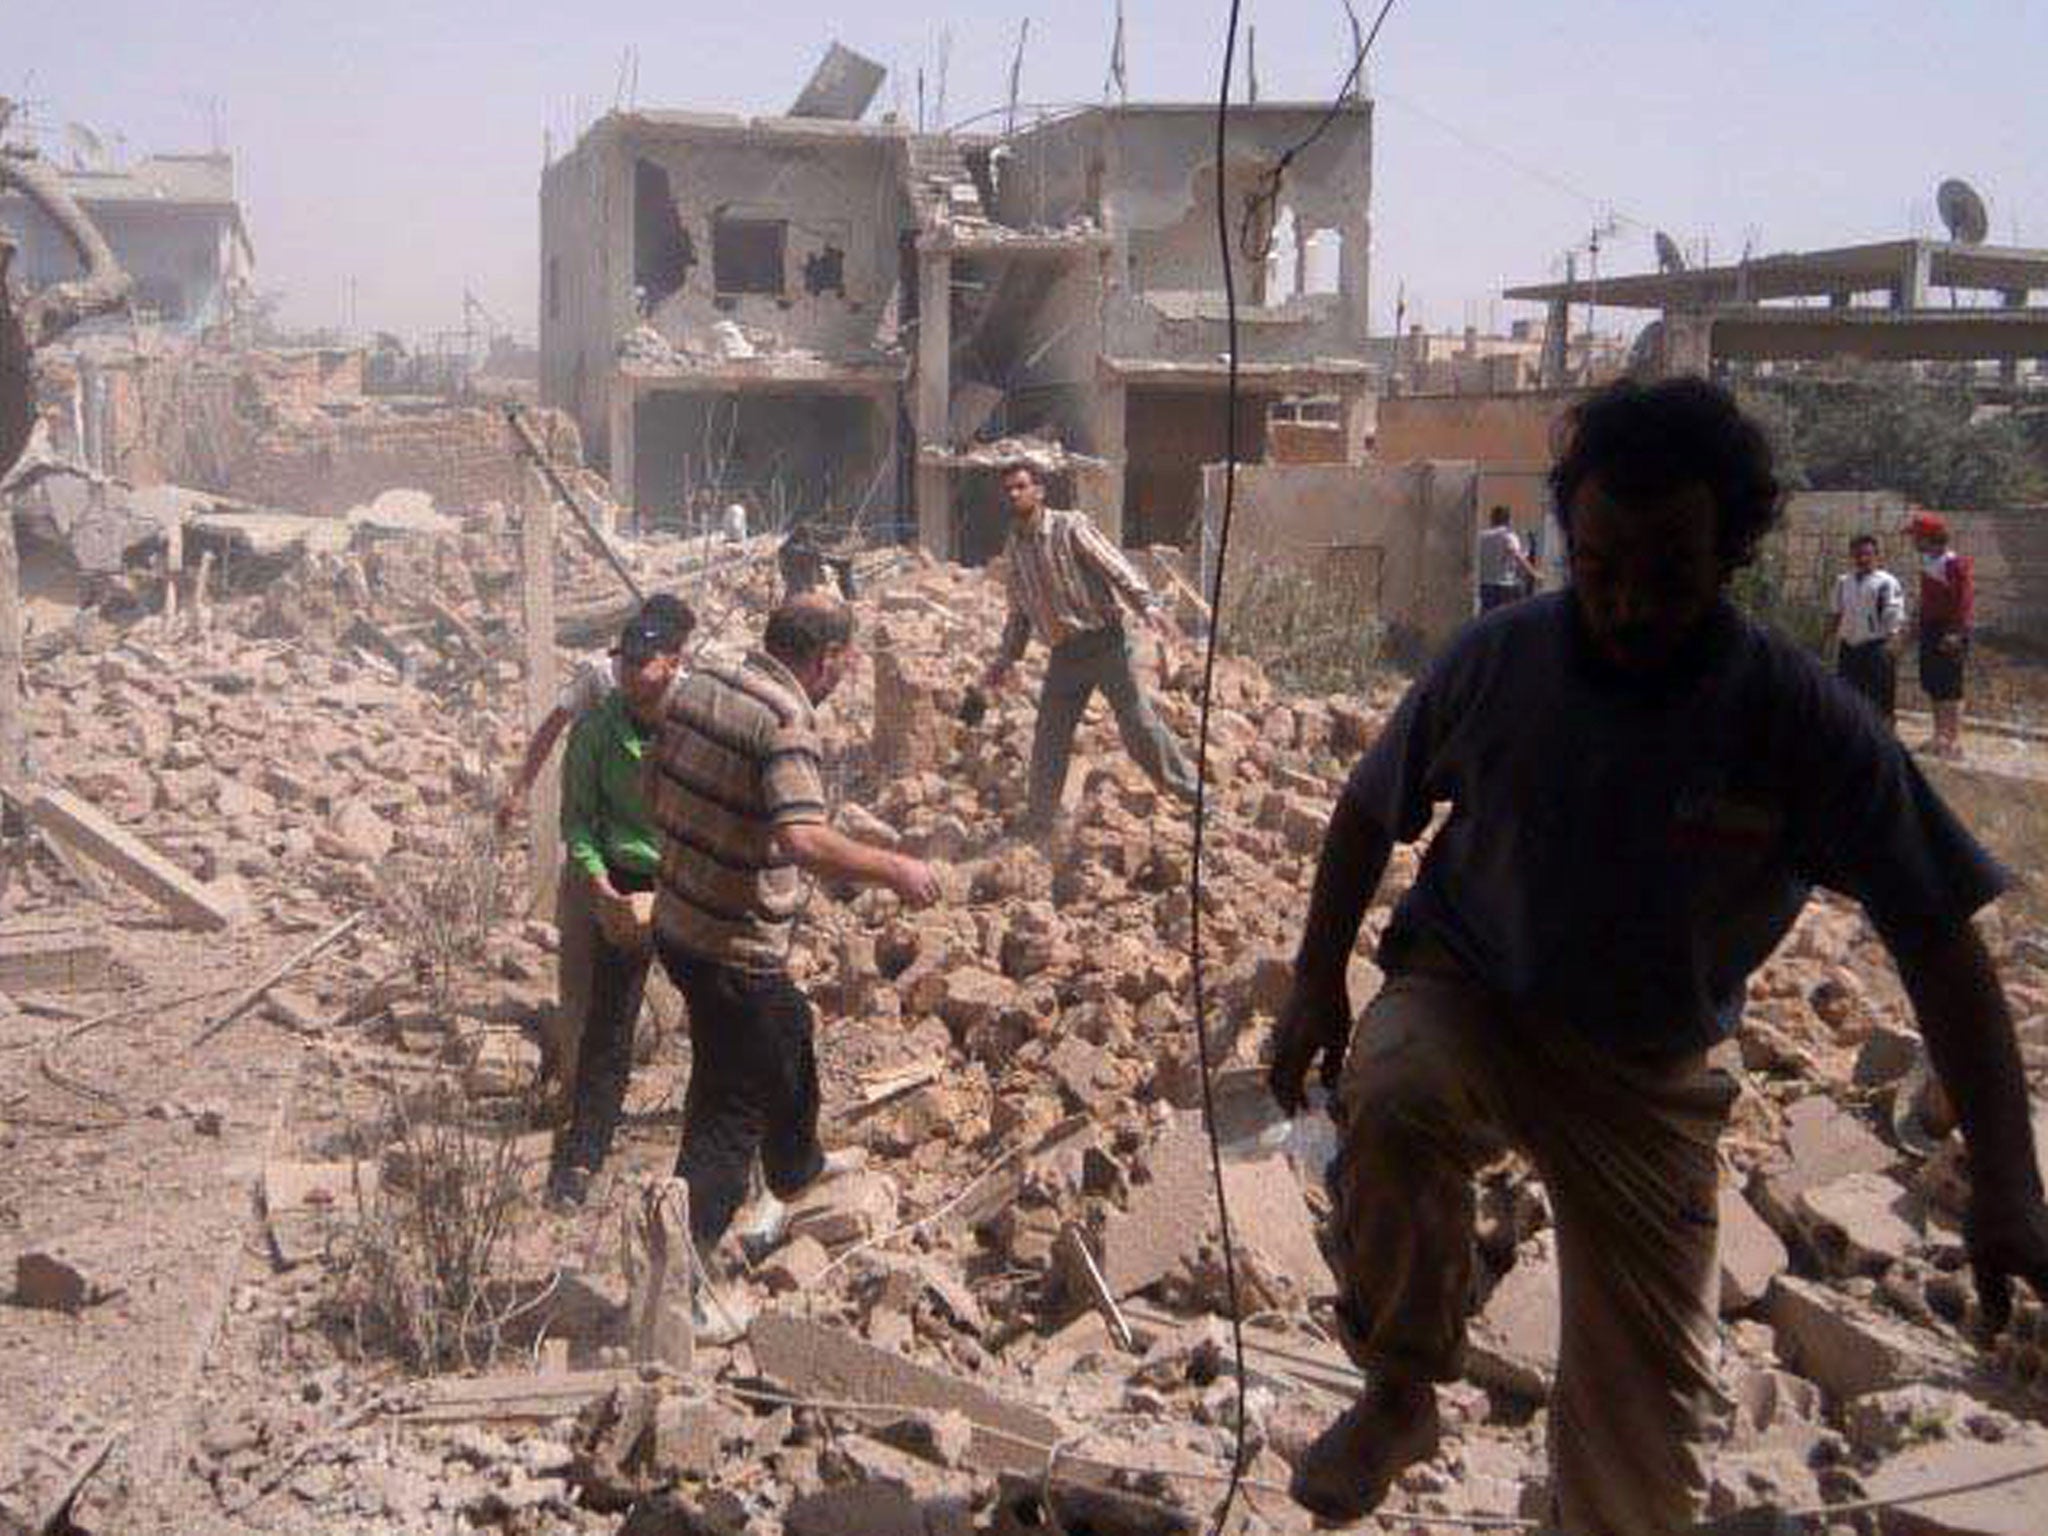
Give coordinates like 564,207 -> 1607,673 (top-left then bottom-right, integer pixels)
1339,0 -> 1367,97
62,121 -> 105,172
1246,25 -> 1260,103
1104,0 -> 1129,104
1937,177 -> 1989,245
1004,18 -> 1029,136
1654,229 -> 1687,273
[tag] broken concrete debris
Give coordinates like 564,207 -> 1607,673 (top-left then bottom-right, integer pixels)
10,1250 -> 117,1313
8,308 -> 2048,1536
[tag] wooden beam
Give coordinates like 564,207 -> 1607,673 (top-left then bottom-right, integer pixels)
27,787 -> 243,931
398,1368 -> 636,1425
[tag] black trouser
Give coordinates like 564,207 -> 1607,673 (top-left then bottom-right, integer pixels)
1836,638 -> 1897,722
556,867 -> 655,1176
1479,582 -> 1521,613
1920,629 -> 1968,703
657,940 -> 825,1247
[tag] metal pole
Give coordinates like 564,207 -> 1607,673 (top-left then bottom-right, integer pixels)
503,404 -> 645,603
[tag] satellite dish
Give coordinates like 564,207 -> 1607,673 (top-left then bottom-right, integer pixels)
1654,231 -> 1687,273
1937,178 -> 1989,245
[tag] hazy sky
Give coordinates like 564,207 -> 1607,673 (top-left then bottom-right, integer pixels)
10,0 -> 2047,341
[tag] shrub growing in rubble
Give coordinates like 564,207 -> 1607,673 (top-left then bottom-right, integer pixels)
1217,560 -> 1386,695
375,817 -> 512,1019
332,1079 -> 535,1373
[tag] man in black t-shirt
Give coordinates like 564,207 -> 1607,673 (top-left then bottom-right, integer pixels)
1270,379 -> 2048,1535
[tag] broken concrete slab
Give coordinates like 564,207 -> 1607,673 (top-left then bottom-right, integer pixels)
749,1310 -> 1061,1479
758,1234 -> 831,1295
1753,1093 -> 1897,1235
1766,1274 -> 1955,1399
651,1392 -> 737,1480
783,1484 -> 924,1536
1098,1119 -> 1328,1303
1795,1170 -> 1921,1276
1860,1433 -> 2048,1535
785,1171 -> 899,1250
0,924 -> 113,993
28,786 -> 244,930
1464,1235 -> 1560,1399
1854,1023 -> 1924,1088
1720,1182 -> 1790,1314
1099,1118 -> 1210,1298
1218,1155 -> 1327,1299
400,1368 -> 640,1425
10,1250 -> 117,1313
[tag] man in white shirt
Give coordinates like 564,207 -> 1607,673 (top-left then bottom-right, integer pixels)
1477,505 -> 1541,612
1832,533 -> 1905,724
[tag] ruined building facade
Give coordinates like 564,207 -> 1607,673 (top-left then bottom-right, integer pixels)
539,101 -> 1373,557
0,153 -> 252,334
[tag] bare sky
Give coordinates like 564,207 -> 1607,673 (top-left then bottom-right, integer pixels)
11,0 -> 2047,342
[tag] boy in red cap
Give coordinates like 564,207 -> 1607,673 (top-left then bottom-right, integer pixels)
1910,512 -> 1972,758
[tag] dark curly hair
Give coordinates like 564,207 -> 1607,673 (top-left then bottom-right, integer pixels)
1548,377 -> 1783,569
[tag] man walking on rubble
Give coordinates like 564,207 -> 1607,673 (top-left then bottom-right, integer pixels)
501,592 -> 694,1108
981,461 -> 1197,835
647,592 -> 940,1333
1269,378 -> 2048,1535
545,601 -> 693,1203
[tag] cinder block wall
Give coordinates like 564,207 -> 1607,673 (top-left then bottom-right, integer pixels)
1770,491 -> 2048,646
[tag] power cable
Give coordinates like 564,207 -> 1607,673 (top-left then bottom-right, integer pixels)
1237,0 -> 1397,263
1190,0 -> 1253,1527
1194,5 -> 1402,1532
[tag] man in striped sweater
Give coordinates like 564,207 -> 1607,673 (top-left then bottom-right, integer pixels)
982,462 -> 1197,834
644,593 -> 939,1332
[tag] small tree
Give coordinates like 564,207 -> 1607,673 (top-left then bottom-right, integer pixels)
1746,376 -> 2048,509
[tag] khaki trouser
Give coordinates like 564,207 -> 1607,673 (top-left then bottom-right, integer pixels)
1027,625 -> 1196,826
548,862 -> 597,1090
1327,960 -> 1736,1536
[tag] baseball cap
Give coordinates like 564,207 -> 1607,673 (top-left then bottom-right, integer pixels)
1907,512 -> 1949,541
613,600 -> 691,662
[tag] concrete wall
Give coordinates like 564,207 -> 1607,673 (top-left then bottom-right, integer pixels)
1198,459 -> 1477,659
1772,491 -> 2048,646
0,198 -> 243,331
996,105 -> 1372,367
539,135 -> 626,461
540,116 -> 913,469
1375,390 -> 1581,532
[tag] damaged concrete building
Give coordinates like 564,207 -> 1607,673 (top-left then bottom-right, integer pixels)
540,110 -> 912,539
0,152 -> 252,334
539,73 -> 1375,564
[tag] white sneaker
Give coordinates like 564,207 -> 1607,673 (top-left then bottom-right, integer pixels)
736,1191 -> 791,1263
689,1245 -> 755,1345
819,1147 -> 867,1179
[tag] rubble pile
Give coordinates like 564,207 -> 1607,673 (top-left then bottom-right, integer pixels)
4,518 -> 2048,1535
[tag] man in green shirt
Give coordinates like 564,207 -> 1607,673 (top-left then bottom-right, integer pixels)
551,601 -> 692,1199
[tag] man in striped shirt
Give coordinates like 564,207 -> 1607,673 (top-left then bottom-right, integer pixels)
645,593 -> 939,1329
982,462 -> 1197,833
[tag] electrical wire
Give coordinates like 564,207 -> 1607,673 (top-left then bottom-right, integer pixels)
1191,1 -> 1252,1527
1237,0 -> 1398,263
1193,4 -> 1403,1532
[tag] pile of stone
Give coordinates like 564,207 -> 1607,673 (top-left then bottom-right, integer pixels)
7,507 -> 2048,1536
